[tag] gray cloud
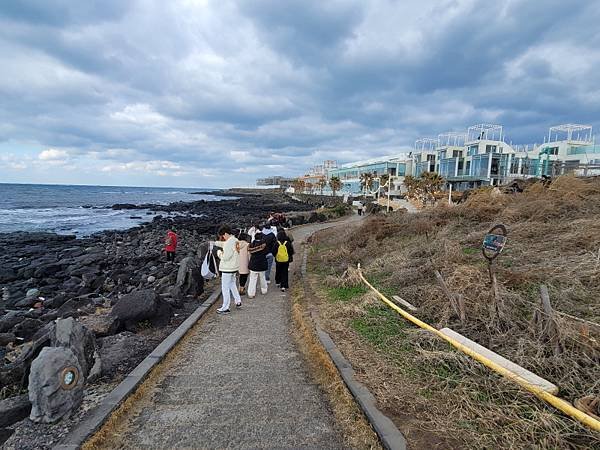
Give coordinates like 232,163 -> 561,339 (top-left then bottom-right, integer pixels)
1,0 -> 600,186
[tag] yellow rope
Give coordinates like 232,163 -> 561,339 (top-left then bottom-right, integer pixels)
357,265 -> 600,432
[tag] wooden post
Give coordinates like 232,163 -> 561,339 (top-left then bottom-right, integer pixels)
434,270 -> 465,323
533,284 -> 562,356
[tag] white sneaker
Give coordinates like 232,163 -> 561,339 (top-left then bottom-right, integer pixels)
267,280 -> 271,284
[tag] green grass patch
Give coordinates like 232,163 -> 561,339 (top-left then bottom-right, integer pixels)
350,305 -> 409,351
365,272 -> 397,298
462,247 -> 480,255
326,285 -> 367,302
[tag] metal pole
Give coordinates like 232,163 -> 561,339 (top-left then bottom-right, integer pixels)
448,183 -> 452,206
387,180 -> 391,213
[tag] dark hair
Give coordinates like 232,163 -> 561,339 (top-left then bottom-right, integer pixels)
217,224 -> 232,237
276,230 -> 287,241
257,223 -> 265,231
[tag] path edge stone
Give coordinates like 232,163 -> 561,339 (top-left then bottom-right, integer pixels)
54,289 -> 221,450
301,249 -> 407,450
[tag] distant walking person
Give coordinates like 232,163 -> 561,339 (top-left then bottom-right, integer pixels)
357,202 -> 363,216
275,230 -> 294,292
261,223 -> 277,283
165,227 -> 178,262
247,231 -> 269,298
237,232 -> 250,295
214,224 -> 242,314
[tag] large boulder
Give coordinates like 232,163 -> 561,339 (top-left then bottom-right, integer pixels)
0,267 -> 18,283
12,318 -> 44,340
78,312 -> 120,337
0,332 -> 16,346
0,311 -> 27,333
98,332 -> 148,377
28,347 -> 84,423
0,394 -> 31,427
51,317 -> 97,378
171,256 -> 204,304
56,296 -> 95,318
111,289 -> 172,330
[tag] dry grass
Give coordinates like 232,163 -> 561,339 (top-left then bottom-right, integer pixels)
308,175 -> 600,449
290,283 -> 382,450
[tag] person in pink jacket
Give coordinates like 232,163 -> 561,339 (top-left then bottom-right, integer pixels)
237,231 -> 250,295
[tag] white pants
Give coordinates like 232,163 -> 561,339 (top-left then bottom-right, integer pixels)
247,270 -> 267,297
220,272 -> 241,310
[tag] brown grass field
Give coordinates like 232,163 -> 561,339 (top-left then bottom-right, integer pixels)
305,175 -> 600,449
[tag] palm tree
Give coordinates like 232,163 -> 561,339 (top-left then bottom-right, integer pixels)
379,173 -> 390,192
317,178 -> 327,195
293,178 -> 306,193
359,172 -> 374,194
403,175 -> 418,199
329,176 -> 342,196
420,172 -> 444,205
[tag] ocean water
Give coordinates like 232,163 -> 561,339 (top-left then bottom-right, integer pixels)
0,183 -> 223,236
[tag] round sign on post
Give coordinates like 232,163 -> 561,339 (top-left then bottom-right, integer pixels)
482,224 -> 508,261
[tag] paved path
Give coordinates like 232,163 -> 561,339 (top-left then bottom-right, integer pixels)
105,216 -> 361,449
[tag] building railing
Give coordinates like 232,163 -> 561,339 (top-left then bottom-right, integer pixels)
569,145 -> 600,155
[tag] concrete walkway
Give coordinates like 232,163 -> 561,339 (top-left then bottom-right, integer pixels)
105,218 -> 361,449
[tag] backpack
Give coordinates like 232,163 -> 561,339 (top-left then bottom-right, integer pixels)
201,243 -> 219,280
275,240 -> 289,263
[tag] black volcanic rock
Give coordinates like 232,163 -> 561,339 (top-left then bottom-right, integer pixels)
111,289 -> 172,330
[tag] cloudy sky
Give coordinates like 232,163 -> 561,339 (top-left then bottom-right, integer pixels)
1,0 -> 599,188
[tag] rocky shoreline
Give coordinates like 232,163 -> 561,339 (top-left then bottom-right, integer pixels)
0,191 -> 325,448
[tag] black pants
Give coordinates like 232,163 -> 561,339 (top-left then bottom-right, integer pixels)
275,262 -> 289,288
239,273 -> 248,287
166,251 -> 176,262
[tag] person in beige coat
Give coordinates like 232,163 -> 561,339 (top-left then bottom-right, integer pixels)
213,224 -> 241,314
237,232 -> 250,295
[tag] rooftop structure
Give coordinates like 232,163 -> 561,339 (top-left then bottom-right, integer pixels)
414,138 -> 437,152
548,124 -> 593,143
467,124 -> 503,142
338,153 -> 408,169
438,132 -> 467,148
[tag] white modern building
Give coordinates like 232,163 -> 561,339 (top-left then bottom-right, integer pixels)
424,123 -> 598,190
313,123 -> 599,196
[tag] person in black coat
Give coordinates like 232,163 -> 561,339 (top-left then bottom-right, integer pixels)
261,223 -> 278,283
275,230 -> 294,291
247,231 -> 269,298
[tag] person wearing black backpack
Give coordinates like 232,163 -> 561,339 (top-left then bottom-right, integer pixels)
275,230 -> 294,292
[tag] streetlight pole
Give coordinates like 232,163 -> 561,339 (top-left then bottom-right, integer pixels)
386,176 -> 392,213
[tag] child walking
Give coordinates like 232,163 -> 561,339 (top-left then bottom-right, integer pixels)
213,224 -> 242,314
275,230 -> 294,292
